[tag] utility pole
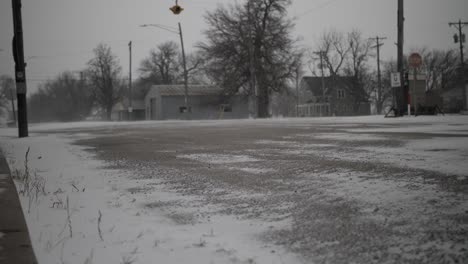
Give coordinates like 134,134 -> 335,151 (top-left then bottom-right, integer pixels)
449,19 -> 468,110
370,36 -> 387,114
11,0 -> 28,137
449,20 -> 468,67
128,41 -> 133,120
397,0 -> 405,115
140,23 -> 189,116
178,22 -> 189,116
314,51 -> 326,101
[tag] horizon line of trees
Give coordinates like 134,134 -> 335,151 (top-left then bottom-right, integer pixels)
2,0 -> 467,122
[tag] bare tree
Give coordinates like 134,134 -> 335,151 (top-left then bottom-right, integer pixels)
342,30 -> 374,112
315,30 -> 351,77
310,29 -> 375,113
199,0 -> 300,118
28,71 -> 94,122
139,41 -> 204,87
139,41 -> 180,85
378,60 -> 399,112
419,48 -> 460,91
86,43 -> 123,120
0,75 -> 15,107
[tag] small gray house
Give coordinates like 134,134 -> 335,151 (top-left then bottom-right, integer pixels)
144,85 -> 249,120
111,98 -> 146,121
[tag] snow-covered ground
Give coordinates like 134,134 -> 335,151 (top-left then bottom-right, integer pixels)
1,115 -> 468,264
0,125 -> 304,264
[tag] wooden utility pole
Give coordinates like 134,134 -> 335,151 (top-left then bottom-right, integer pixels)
128,41 -> 133,120
397,0 -> 405,115
370,36 -> 387,114
11,0 -> 28,137
449,19 -> 468,110
449,20 -> 468,67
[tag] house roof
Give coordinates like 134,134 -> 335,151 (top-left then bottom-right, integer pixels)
114,99 -> 145,111
301,76 -> 355,95
152,85 -> 223,96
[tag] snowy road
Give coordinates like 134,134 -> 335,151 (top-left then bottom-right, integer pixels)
1,116 -> 468,263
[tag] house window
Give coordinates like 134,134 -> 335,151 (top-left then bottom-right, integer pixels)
337,89 -> 345,99
179,106 -> 192,113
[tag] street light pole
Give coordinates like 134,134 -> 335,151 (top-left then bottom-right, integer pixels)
128,41 -> 133,120
397,0 -> 405,115
140,23 -> 189,115
178,22 -> 189,114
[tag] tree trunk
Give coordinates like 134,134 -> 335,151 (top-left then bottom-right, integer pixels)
257,85 -> 269,118
376,101 -> 383,115
106,105 -> 113,121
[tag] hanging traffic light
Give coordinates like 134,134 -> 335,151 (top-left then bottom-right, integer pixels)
170,0 -> 183,15
170,5 -> 183,14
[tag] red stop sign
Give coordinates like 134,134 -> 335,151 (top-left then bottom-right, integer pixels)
409,53 -> 422,68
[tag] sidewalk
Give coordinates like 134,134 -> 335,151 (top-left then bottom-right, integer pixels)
0,154 -> 37,264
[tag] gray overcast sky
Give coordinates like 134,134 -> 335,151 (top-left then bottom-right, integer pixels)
0,0 -> 467,94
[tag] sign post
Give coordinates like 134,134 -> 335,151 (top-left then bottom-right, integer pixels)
391,72 -> 401,88
408,53 -> 422,116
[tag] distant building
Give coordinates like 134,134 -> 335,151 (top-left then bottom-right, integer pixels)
298,76 -> 370,117
144,85 -> 249,120
111,98 -> 146,121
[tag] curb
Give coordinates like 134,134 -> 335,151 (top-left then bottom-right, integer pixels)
0,154 -> 38,264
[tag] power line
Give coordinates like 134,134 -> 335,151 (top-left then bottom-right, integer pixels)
296,0 -> 342,18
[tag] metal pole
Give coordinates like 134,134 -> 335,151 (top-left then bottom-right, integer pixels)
397,0 -> 405,115
11,0 -> 28,137
128,41 -> 132,120
412,67 -> 417,115
178,22 -> 189,114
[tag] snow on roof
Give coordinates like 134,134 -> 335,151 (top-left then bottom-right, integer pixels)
151,85 -> 223,96
301,76 -> 355,95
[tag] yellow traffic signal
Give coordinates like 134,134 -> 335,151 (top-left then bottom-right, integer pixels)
170,5 -> 183,15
